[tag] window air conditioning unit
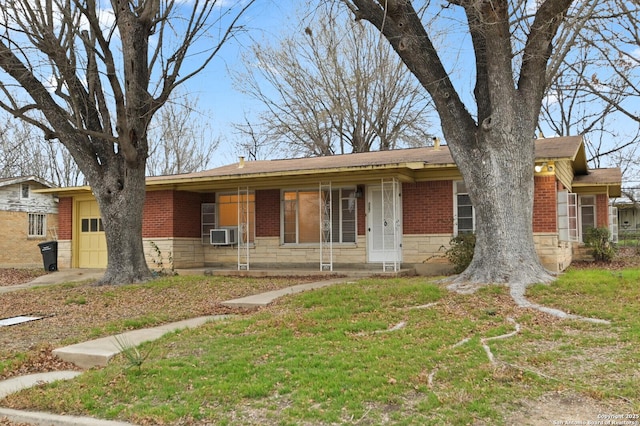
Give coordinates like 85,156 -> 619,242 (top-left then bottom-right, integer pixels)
210,228 -> 238,245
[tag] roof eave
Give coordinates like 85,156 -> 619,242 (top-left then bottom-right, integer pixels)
0,175 -> 56,189
146,162 -> 458,188
572,182 -> 622,197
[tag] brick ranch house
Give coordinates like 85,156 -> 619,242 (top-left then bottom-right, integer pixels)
42,136 -> 621,275
0,176 -> 59,268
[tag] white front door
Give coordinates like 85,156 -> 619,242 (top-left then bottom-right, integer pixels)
367,183 -> 402,264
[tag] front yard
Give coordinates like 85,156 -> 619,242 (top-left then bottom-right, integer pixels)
1,263 -> 639,425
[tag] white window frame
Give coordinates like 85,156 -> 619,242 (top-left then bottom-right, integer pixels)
281,187 -> 357,245
609,205 -> 618,243
202,193 -> 256,245
579,195 -> 597,242
201,203 -> 216,245
454,181 -> 475,235
217,192 -> 255,244
557,190 -> 578,242
28,213 -> 46,238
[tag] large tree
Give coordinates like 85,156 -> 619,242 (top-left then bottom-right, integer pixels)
0,0 -> 254,284
342,1 -> 637,291
235,5 -> 434,157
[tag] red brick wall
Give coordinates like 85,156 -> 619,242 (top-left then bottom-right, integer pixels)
533,176 -> 557,233
143,191 -> 173,238
256,189 -> 280,237
58,197 -> 73,239
142,190 -> 202,238
596,194 -> 609,228
402,181 -> 453,234
172,191 -> 203,238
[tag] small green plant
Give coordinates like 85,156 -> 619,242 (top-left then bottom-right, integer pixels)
583,227 -> 617,262
64,295 -> 87,305
446,233 -> 476,273
113,335 -> 155,371
149,241 -> 176,276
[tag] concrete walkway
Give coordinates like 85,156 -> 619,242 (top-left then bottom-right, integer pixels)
222,277 -> 350,308
0,274 -> 351,425
52,315 -> 230,369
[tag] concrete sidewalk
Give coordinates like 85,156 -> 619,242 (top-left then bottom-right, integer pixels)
222,277 -> 350,308
0,275 -> 351,425
52,315 -> 229,369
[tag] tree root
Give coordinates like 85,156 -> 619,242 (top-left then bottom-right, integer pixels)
427,368 -> 438,389
374,321 -> 406,333
509,284 -> 610,325
404,302 -> 438,310
480,317 -> 520,364
445,277 -> 611,324
452,337 -> 471,348
424,318 -> 562,390
355,321 -> 407,336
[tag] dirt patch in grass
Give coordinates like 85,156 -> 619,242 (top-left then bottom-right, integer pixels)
504,391 -> 629,425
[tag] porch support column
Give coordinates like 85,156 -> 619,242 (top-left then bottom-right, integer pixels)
237,187 -> 250,271
320,182 -> 333,271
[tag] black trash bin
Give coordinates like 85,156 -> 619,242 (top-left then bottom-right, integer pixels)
37,241 -> 58,271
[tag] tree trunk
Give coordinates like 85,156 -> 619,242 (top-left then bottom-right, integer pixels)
343,0 -> 575,289
447,128 -> 555,291
90,161 -> 151,285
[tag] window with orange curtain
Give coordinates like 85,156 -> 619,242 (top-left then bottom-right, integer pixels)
217,192 -> 255,243
282,188 -> 357,244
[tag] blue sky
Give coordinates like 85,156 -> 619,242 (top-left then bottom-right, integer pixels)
177,1 -> 640,178
179,0 -> 299,167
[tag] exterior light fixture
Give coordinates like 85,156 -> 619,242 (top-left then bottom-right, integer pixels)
534,162 -> 547,173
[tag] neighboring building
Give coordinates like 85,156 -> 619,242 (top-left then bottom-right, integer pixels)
43,136 -> 621,274
0,176 -> 59,268
613,196 -> 639,235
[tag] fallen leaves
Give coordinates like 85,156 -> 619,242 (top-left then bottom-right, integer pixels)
0,344 -> 80,381
0,269 -> 47,287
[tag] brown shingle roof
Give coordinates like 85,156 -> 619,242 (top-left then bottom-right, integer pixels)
148,146 -> 455,182
41,135 -> 619,195
573,168 -> 622,185
533,135 -> 584,159
573,168 -> 622,197
149,136 -> 586,182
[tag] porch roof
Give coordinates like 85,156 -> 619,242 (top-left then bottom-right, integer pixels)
572,168 -> 622,197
